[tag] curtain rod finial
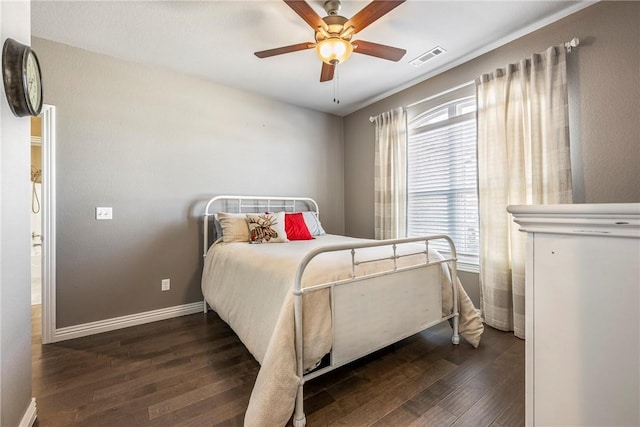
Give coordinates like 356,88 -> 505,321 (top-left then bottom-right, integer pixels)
565,37 -> 580,52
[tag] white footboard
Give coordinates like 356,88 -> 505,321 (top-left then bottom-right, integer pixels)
332,265 -> 442,364
291,236 -> 459,427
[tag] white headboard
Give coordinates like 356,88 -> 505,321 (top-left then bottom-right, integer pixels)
203,195 -> 320,257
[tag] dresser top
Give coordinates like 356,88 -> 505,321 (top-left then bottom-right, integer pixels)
508,203 -> 640,216
508,203 -> 640,237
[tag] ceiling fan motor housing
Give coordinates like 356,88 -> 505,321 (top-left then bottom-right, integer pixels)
315,15 -> 351,43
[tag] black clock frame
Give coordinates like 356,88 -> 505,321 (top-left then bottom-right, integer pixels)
2,38 -> 43,117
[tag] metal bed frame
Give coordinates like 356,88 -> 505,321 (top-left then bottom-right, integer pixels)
203,195 -> 459,427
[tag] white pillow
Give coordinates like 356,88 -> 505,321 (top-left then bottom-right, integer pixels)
213,216 -> 223,239
217,212 -> 250,243
246,211 -> 289,243
302,211 -> 326,236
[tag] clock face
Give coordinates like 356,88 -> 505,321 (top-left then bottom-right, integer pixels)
2,38 -> 43,117
25,51 -> 42,114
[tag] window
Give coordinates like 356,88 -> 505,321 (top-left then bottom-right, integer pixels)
407,90 -> 479,271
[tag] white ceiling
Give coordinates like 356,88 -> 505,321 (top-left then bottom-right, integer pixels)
31,0 -> 593,116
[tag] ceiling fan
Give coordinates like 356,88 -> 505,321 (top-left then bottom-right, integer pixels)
254,0 -> 407,82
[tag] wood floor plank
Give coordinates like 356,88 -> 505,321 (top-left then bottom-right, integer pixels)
403,383 -> 455,417
371,405 -> 420,427
407,404 -> 458,427
147,373 -> 253,420
437,341 -> 524,418
91,344 -> 247,401
300,389 -> 336,417
147,382 -> 254,427
334,359 -> 457,425
306,352 -> 428,425
438,359 -> 517,416
73,360 -> 258,423
492,394 -> 525,427
448,355 -> 525,427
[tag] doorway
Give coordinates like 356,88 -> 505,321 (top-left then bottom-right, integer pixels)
30,117 -> 42,306
31,105 -> 56,344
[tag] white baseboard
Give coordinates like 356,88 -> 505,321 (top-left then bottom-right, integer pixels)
52,301 -> 205,342
19,398 -> 37,427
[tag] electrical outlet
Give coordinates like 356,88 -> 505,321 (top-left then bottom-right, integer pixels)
96,207 -> 113,220
161,279 -> 170,291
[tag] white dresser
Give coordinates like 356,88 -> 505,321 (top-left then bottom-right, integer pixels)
508,203 -> 640,427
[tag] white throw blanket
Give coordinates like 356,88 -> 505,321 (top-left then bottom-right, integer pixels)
201,235 -> 484,426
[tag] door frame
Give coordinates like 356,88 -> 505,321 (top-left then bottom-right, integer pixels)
40,104 -> 56,344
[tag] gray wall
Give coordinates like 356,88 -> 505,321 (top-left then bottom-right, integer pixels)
343,1 -> 640,304
0,2 -> 33,426
33,38 -> 345,328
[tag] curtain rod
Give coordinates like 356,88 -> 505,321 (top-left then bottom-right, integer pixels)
370,37 -> 580,122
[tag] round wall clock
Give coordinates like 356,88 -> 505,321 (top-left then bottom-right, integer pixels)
2,38 -> 43,117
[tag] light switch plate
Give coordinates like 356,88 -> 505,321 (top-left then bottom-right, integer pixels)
96,207 -> 113,220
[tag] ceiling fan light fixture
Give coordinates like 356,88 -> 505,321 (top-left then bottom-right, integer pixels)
316,37 -> 353,64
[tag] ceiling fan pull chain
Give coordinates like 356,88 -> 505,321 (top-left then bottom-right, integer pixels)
333,64 -> 340,104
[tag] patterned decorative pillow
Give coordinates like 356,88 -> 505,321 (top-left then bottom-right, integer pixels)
246,211 -> 289,243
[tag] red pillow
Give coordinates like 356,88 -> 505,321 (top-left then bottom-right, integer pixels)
285,212 -> 314,240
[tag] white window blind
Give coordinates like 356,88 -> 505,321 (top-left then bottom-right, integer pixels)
407,92 -> 479,269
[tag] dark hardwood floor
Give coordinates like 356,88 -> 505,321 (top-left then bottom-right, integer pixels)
32,306 -> 524,426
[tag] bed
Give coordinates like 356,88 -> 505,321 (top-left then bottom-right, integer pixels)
201,195 -> 484,427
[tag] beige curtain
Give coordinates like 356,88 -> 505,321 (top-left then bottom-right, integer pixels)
373,107 -> 407,239
476,45 -> 573,338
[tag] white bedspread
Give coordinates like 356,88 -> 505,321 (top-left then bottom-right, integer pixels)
201,234 -> 484,426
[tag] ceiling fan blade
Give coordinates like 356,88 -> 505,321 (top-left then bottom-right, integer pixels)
254,42 -> 314,58
352,40 -> 406,61
320,62 -> 335,82
344,0 -> 405,33
284,0 -> 328,31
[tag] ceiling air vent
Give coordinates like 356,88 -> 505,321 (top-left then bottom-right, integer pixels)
409,46 -> 446,67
